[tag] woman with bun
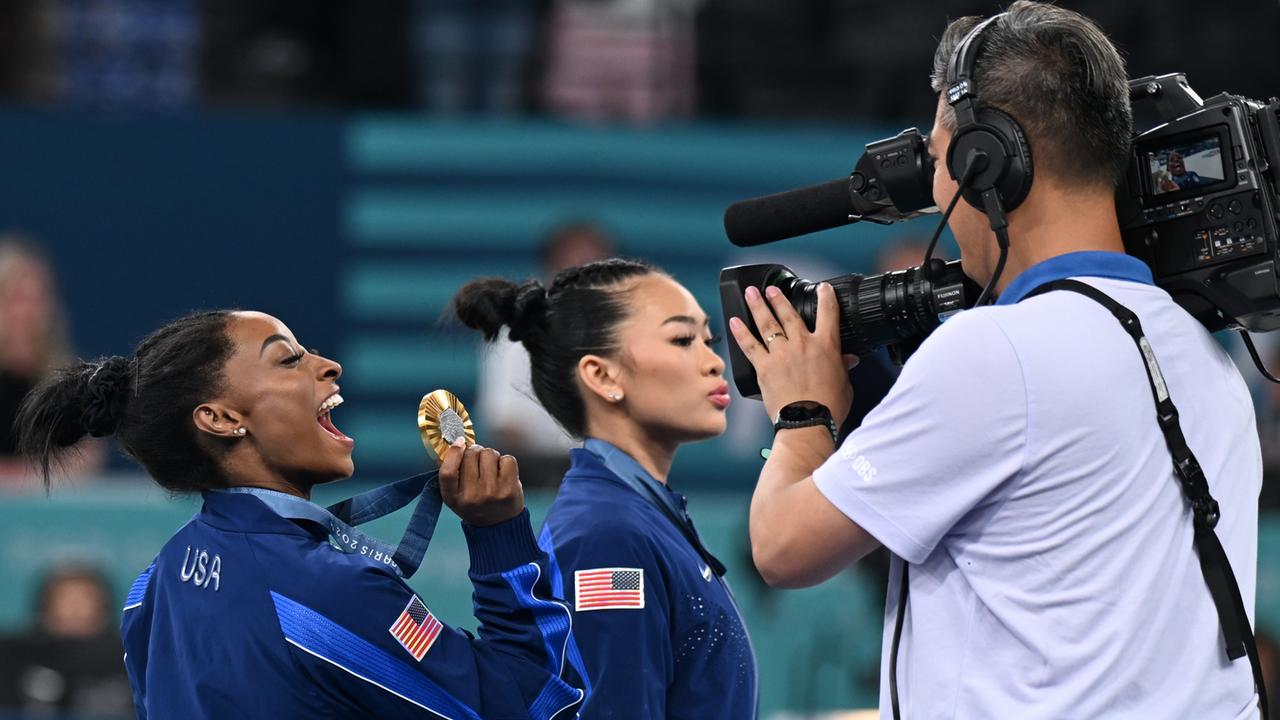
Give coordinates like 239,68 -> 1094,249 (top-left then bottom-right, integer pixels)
454,259 -> 757,718
16,309 -> 583,719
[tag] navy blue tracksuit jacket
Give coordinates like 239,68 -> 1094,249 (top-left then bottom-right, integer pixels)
539,443 -> 758,718
121,490 -> 583,719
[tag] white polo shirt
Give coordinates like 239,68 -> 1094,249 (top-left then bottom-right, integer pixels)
813,252 -> 1262,718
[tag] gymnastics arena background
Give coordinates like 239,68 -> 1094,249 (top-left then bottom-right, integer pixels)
0,1 -> 1278,718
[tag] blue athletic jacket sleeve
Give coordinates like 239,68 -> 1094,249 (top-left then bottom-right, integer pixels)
274,512 -> 584,719
121,491 -> 583,720
544,521 -> 672,718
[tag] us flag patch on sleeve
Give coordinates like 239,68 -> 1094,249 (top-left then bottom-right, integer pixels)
389,595 -> 443,661
574,568 -> 644,611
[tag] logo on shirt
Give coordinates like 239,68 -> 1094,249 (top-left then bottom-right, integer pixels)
389,595 -> 443,661
575,568 -> 644,611
840,443 -> 878,484
179,545 -> 221,592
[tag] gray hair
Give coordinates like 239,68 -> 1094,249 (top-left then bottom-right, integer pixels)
930,1 -> 1133,189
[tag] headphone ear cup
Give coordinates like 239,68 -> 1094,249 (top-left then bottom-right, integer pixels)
980,107 -> 1033,211
945,106 -> 1034,212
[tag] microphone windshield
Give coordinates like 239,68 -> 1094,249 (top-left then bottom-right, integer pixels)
724,177 -> 855,247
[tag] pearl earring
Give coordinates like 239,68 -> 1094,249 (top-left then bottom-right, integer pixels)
234,428 -> 247,436
608,392 -> 622,402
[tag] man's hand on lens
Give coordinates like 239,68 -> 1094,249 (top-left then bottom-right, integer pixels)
439,439 -> 526,526
728,282 -> 855,428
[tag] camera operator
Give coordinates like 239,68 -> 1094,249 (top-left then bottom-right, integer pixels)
730,2 -> 1263,717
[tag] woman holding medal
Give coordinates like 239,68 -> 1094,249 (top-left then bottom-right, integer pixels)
454,259 -> 757,718
16,310 -> 583,719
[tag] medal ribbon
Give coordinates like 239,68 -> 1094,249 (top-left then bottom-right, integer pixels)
220,471 -> 443,579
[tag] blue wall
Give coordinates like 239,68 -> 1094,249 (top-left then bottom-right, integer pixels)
0,108 -> 346,364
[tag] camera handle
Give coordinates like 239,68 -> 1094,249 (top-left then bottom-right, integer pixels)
1129,74 -> 1204,129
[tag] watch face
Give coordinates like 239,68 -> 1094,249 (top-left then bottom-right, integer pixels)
779,401 -> 825,422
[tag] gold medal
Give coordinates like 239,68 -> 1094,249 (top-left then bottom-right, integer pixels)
417,389 -> 476,461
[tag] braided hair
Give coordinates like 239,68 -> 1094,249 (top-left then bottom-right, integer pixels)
16,310 -> 235,491
453,258 -> 659,438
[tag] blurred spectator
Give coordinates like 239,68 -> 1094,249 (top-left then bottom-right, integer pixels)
541,0 -> 703,123
0,1 -> 60,104
410,0 -> 540,114
1258,627 -> 1279,720
0,564 -> 133,716
1256,341 -> 1280,510
0,238 -> 103,481
0,0 -> 1271,121
202,0 -> 334,106
696,0 -> 991,122
474,221 -> 615,487
202,1 -> 414,108
877,237 -> 931,275
58,0 -> 201,109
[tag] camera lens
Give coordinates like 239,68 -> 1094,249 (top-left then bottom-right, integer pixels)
718,260 -> 976,397
780,260 -> 975,358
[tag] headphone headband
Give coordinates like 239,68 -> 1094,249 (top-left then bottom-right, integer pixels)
946,13 -> 1006,114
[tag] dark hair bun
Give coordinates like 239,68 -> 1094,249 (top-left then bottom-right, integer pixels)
453,278 -> 548,344
80,356 -> 132,437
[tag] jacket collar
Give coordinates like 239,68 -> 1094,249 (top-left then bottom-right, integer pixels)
198,489 -> 325,540
570,440 -> 729,577
582,438 -> 666,487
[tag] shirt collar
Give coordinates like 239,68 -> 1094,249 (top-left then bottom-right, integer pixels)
996,251 -> 1154,306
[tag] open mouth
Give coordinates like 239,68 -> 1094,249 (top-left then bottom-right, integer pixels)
317,393 -> 353,444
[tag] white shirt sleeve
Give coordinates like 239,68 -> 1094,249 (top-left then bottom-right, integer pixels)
813,309 -> 1028,563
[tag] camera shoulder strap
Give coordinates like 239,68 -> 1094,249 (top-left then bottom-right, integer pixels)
888,278 -> 1266,719
1029,278 -> 1266,718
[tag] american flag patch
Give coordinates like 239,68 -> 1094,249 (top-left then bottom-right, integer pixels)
574,568 -> 644,611
389,595 -> 443,661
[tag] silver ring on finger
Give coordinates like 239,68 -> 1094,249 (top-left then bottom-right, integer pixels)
765,332 -> 787,344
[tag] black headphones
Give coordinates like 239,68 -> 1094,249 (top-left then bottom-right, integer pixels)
944,13 -> 1034,218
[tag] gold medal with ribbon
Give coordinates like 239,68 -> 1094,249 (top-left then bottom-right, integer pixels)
417,389 -> 476,461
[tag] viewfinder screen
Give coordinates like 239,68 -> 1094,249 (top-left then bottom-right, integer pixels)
1147,135 -> 1226,196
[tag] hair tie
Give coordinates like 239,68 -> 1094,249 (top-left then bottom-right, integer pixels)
508,282 -> 549,344
81,357 -> 132,437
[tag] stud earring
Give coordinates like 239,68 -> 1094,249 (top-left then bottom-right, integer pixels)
234,428 -> 247,436
608,392 -> 622,402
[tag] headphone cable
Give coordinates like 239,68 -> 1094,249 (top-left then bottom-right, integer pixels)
920,158 -> 981,278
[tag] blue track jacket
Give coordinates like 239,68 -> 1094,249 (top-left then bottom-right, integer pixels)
121,490 -> 583,719
539,444 -> 758,718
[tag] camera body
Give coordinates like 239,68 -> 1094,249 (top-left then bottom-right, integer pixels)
1119,74 -> 1280,332
720,74 -> 1280,397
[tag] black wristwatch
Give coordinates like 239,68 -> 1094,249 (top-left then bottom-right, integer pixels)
772,401 -> 838,446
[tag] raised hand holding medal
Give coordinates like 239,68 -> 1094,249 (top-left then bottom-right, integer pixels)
421,389 -> 525,527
